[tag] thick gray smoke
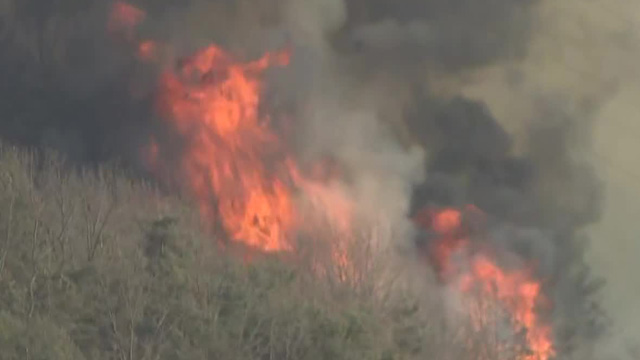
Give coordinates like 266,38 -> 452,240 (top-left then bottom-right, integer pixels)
1,0 -> 637,358
339,0 -> 535,77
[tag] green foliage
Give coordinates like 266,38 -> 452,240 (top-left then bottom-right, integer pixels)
0,145 -> 431,359
0,314 -> 85,360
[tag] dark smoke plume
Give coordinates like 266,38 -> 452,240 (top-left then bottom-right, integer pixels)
0,0 -> 627,357
405,92 -> 608,355
0,1 -> 159,165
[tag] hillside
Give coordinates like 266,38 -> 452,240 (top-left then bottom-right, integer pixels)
1,0 -> 632,358
0,145 -> 431,360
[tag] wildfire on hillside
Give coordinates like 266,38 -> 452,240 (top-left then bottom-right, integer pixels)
154,44 -> 295,252
110,4 -> 354,255
415,207 -> 556,360
110,2 -> 557,358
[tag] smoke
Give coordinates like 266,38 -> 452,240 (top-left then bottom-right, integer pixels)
341,0 -> 535,77
291,0 -> 635,357
272,0 -> 628,355
1,0 -> 639,358
0,1 -> 155,163
451,1 -> 640,357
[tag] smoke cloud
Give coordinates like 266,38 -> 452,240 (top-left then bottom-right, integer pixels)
452,1 -> 640,357
1,0 -> 638,358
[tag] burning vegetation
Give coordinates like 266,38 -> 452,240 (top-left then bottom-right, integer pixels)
415,207 -> 555,359
152,45 -> 294,252
110,3 -> 563,358
0,0 -> 619,358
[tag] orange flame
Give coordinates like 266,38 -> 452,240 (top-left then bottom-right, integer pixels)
154,45 -> 294,252
112,8 -> 555,356
460,256 -> 555,360
119,9 -> 357,274
417,207 -> 556,360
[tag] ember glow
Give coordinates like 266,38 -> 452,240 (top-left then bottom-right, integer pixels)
416,207 -> 556,360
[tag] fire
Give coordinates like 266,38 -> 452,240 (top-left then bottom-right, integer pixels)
458,256 -> 555,360
416,207 -> 556,360
108,8 -> 556,358
111,2 -> 357,266
149,43 -> 362,268
154,45 -> 295,252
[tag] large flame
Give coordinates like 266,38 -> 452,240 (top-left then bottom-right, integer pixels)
415,207 -> 556,360
111,3 -> 556,357
110,3 -> 351,256
155,45 -> 295,252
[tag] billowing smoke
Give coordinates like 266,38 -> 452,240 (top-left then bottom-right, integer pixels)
1,0 -> 638,358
